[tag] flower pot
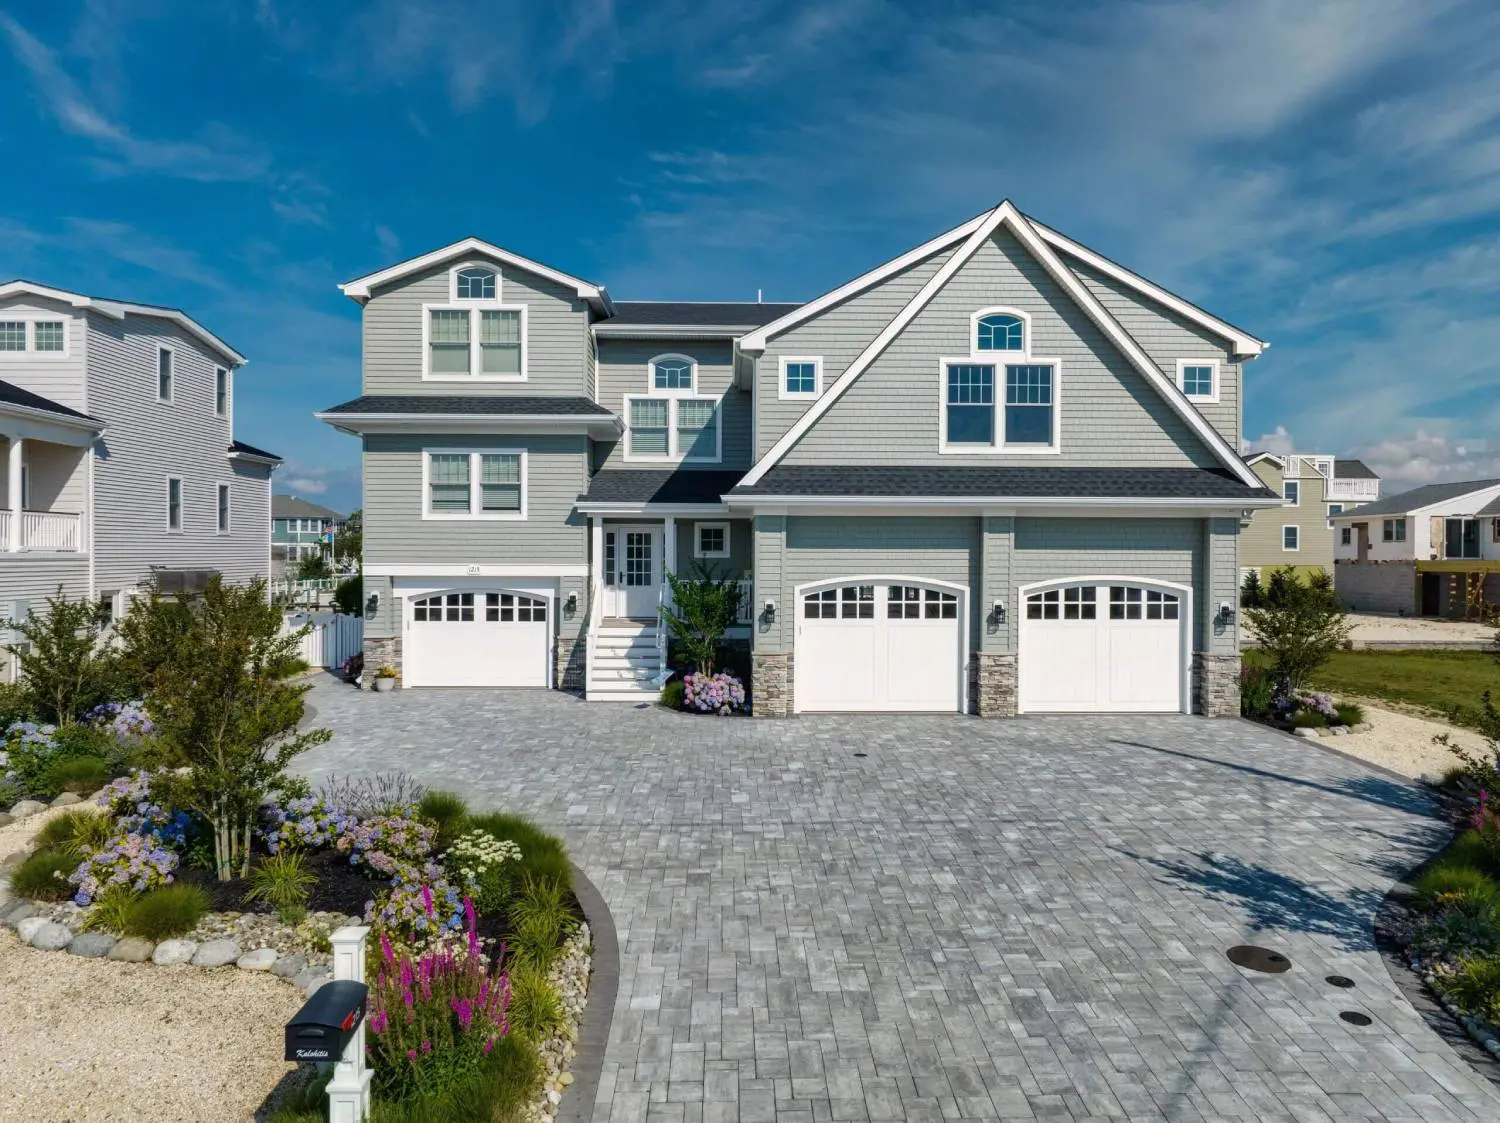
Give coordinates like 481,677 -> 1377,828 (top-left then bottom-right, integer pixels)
373,677 -> 396,693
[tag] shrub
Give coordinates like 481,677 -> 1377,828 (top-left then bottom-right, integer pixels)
418,791 -> 471,851
319,771 -> 426,818
1239,569 -> 1266,610
682,671 -> 746,715
506,876 -> 578,970
83,885 -> 138,934
662,565 -> 743,674
444,830 -> 521,915
68,828 -> 181,905
1239,664 -> 1274,720
1444,953 -> 1500,1022
246,851 -> 317,922
32,808 -> 113,857
366,864 -> 465,944
1290,710 -> 1329,729
260,794 -> 351,854
1,721 -> 113,798
1244,568 -> 1349,692
466,813 -> 570,887
366,1035 -> 542,1123
659,679 -> 685,710
333,575 -> 362,618
1334,702 -> 1365,728
43,754 -> 111,795
94,770 -> 190,847
1413,862 -> 1500,911
337,814 -> 436,877
5,588 -> 119,725
121,884 -> 210,939
505,961 -> 564,1040
1437,690 -> 1500,794
10,849 -> 78,901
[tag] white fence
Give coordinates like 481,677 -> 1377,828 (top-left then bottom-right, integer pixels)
286,612 -> 363,670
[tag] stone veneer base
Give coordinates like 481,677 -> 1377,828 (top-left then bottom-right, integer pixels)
1193,652 -> 1241,717
752,652 -> 792,717
970,652 -> 1018,717
363,634 -> 401,689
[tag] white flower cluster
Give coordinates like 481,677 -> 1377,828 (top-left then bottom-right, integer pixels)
447,830 -> 522,885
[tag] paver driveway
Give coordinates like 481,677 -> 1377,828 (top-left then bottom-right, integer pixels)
297,680 -> 1500,1122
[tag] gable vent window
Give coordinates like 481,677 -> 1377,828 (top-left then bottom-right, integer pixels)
456,267 -> 496,300
653,357 -> 694,391
976,313 -> 1024,351
157,347 -> 174,402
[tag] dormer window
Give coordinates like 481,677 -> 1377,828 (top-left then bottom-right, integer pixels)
652,355 -> 695,392
455,267 -> 496,300
624,352 -> 720,463
976,312 -> 1025,351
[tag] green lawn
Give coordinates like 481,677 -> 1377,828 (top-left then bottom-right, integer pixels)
1285,649 -> 1499,729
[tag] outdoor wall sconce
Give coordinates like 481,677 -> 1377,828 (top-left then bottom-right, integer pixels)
564,592 -> 578,616
365,592 -> 380,618
1217,601 -> 1234,624
762,599 -> 776,624
991,599 -> 1006,625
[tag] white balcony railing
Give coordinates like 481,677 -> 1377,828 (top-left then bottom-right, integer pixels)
1326,478 -> 1380,503
0,510 -> 84,553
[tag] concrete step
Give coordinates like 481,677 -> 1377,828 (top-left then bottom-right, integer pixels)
586,685 -> 661,703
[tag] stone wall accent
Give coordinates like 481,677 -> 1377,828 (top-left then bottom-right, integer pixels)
1193,652 -> 1240,717
752,652 -> 792,718
555,630 -> 585,693
971,652 -> 1017,718
363,635 -> 401,688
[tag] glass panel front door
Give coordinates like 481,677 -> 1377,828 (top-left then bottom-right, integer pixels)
613,527 -> 660,618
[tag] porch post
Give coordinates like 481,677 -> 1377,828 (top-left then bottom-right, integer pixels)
589,517 -> 603,626
663,515 -> 677,588
6,436 -> 21,553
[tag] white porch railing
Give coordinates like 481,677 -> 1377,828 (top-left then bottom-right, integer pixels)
6,511 -> 83,552
1326,478 -> 1380,503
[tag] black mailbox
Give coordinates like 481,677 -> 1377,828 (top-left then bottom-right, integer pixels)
285,980 -> 368,1062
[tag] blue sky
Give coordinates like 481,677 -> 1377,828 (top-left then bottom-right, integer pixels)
3,0 -> 1499,514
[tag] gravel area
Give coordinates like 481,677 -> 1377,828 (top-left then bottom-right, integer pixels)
0,803 -> 97,865
1313,701 -> 1492,780
1346,613 -> 1495,645
0,927 -> 300,1122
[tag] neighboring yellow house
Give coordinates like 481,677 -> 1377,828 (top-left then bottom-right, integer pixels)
1241,453 -> 1380,584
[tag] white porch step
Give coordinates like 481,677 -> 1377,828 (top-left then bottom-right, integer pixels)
588,685 -> 662,703
587,623 -> 664,701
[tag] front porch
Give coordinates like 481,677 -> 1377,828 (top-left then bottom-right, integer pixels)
0,432 -> 91,554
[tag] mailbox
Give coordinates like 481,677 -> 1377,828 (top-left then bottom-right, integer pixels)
284,980 -> 368,1062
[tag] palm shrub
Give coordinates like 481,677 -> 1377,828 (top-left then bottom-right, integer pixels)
121,884 -> 211,939
662,564 -> 742,674
1243,568 -> 1349,693
9,849 -> 77,901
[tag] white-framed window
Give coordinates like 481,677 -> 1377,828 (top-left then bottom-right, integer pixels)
1493,517 -> 1500,543
649,353 -> 697,395
971,307 -> 1030,353
1326,502 -> 1343,528
214,367 -> 229,417
166,476 -> 182,532
0,319 -> 67,355
1282,524 -> 1299,551
216,483 -> 231,534
623,395 -> 721,463
1383,518 -> 1406,542
423,264 -> 525,381
157,346 -> 174,402
694,522 -> 729,559
1340,527 -> 1352,547
0,322 -> 24,351
1176,359 -> 1220,403
1283,480 -> 1299,505
32,321 -> 64,353
1445,518 -> 1481,560
938,359 -> 1061,453
421,449 -> 526,520
778,355 -> 822,401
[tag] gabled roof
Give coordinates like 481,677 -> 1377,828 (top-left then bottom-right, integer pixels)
1479,494 -> 1500,516
338,238 -> 612,313
1243,452 -> 1283,468
0,378 -> 101,427
604,301 -> 800,328
0,280 -> 246,366
1332,479 -> 1500,520
1334,458 -> 1378,479
229,439 -> 282,465
273,495 -> 343,520
738,200 -> 1264,491
579,469 -> 747,506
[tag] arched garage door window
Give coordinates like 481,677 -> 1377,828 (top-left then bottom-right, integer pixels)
412,592 -> 546,623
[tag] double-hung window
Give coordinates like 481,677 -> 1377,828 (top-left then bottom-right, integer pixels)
166,477 -> 182,532
942,309 -> 1057,452
424,265 -> 526,380
626,354 -> 720,462
424,450 -> 526,519
1282,525 -> 1299,551
1004,365 -> 1055,445
944,364 -> 995,445
1283,480 -> 1299,505
157,347 -> 174,402
214,367 -> 229,417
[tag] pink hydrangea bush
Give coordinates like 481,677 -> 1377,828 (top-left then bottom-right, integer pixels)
260,794 -> 352,854
336,813 -> 435,875
68,830 -> 179,906
366,863 -> 465,944
682,671 -> 747,715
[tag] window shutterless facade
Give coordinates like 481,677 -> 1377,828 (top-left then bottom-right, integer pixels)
1445,518 -> 1481,559
166,476 -> 182,532
1326,503 -> 1342,528
1383,518 -> 1406,542
778,355 -> 822,400
623,396 -> 721,462
422,449 -> 526,519
423,265 -> 525,381
215,367 -> 229,416
939,359 -> 1059,452
694,522 -> 729,559
0,319 -> 66,354
1282,524 -> 1299,550
157,346 -> 174,401
1283,480 -> 1299,505
217,484 -> 231,534
1340,527 -> 1352,546
1175,359 -> 1220,402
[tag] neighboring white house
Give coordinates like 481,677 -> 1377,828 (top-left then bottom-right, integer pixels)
0,280 -> 281,672
1330,478 -> 1500,616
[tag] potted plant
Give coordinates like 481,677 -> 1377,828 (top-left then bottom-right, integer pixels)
372,666 -> 398,693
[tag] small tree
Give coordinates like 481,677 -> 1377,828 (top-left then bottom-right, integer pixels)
143,577 -> 331,881
297,552 -> 331,580
1243,567 -> 1349,693
333,574 -> 362,617
662,566 -> 743,675
4,587 -> 117,725
334,509 -> 362,565
114,585 -> 195,699
1239,569 -> 1265,609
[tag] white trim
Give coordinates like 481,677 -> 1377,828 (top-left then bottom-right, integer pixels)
1175,359 -> 1220,404
1326,502 -> 1343,529
1015,574 -> 1193,715
165,474 -> 183,533
738,212 -> 989,352
156,344 -> 175,403
0,282 -> 246,365
724,493 -> 1285,512
214,366 -> 229,418
575,501 -> 731,517
449,261 -> 502,302
338,238 -> 608,306
646,353 -> 699,396
1243,451 -> 1283,468
1027,219 -> 1267,356
969,306 -> 1031,355
693,521 -> 730,559
420,448 -> 528,521
421,302 -> 528,382
216,482 -> 231,535
740,201 -> 1264,490
937,356 -> 1062,455
1281,524 -> 1300,551
369,563 -> 589,578
777,355 -> 823,401
1283,480 -> 1300,506
0,313 -> 71,359
622,394 -> 722,464
0,402 -> 103,442
791,574 -> 970,715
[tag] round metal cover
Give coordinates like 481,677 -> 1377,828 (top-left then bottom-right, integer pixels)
1226,945 -> 1292,973
1325,975 -> 1355,989
1339,1011 -> 1372,1026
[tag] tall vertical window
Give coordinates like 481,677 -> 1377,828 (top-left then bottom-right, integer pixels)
214,367 -> 228,416
428,310 -> 471,374
1283,481 -> 1299,505
628,399 -> 669,456
1004,365 -> 1054,445
479,310 -> 521,375
944,364 -> 995,445
479,453 -> 522,512
1446,518 -> 1481,560
427,453 -> 471,512
157,347 -> 173,401
166,477 -> 182,531
1282,525 -> 1299,550
216,484 -> 231,533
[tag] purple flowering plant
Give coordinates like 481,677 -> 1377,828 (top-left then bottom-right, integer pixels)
336,813 -> 435,876
365,862 -> 464,944
68,829 -> 179,905
96,770 -> 191,847
259,794 -> 352,854
85,700 -> 155,742
681,671 -> 747,715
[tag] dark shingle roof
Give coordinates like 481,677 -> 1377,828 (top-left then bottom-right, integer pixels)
1334,458 -> 1378,479
603,302 -> 802,329
580,469 -> 747,505
230,439 -> 282,462
321,395 -> 614,417
731,466 -> 1278,501
0,378 -> 99,424
1332,479 -> 1500,519
273,495 -> 342,520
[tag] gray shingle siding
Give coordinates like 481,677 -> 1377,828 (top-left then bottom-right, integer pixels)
593,340 -> 751,471
362,255 -> 590,397
773,230 -> 1221,469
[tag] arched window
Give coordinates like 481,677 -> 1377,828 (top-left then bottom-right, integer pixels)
976,313 -> 1024,352
652,356 -> 694,391
455,267 -> 496,300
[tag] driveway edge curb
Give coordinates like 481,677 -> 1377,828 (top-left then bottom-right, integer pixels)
559,860 -> 619,1123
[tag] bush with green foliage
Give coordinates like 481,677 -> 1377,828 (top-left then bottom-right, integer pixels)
5,720 -> 118,800
10,849 -> 78,901
466,812 -> 571,888
507,876 -> 578,970
32,808 -> 114,857
4,588 -> 121,725
1238,664 -> 1274,720
121,884 -> 211,939
333,575 -> 362,617
246,851 -> 317,923
82,885 -> 137,934
43,754 -> 111,795
1239,569 -> 1266,610
1443,953 -> 1500,1022
296,553 -> 331,580
417,790 -> 470,851
1414,861 -> 1500,912
443,829 -> 520,916
1437,689 -> 1500,797
1244,568 -> 1349,693
661,564 -> 743,674
505,960 -> 565,1040
659,678 -> 685,710
1334,701 -> 1365,728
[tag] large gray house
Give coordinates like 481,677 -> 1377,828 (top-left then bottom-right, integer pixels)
0,280 -> 280,664
320,201 -> 1280,716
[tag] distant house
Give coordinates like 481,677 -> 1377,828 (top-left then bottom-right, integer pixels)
272,495 -> 344,574
1330,478 -> 1500,616
1240,453 -> 1380,582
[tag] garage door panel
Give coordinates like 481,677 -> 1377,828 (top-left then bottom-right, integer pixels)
1104,624 -> 1180,711
797,622 -> 880,711
883,624 -> 960,711
405,591 -> 549,688
1020,624 -> 1100,709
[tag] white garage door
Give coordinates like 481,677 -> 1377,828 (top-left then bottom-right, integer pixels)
404,591 -> 549,688
795,582 -> 963,713
1018,582 -> 1185,713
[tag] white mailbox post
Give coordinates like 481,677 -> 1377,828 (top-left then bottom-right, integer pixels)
326,925 -> 373,1123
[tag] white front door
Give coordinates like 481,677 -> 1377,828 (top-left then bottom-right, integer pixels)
794,582 -> 964,713
1018,581 -> 1186,713
404,591 -> 550,688
610,526 -> 660,619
